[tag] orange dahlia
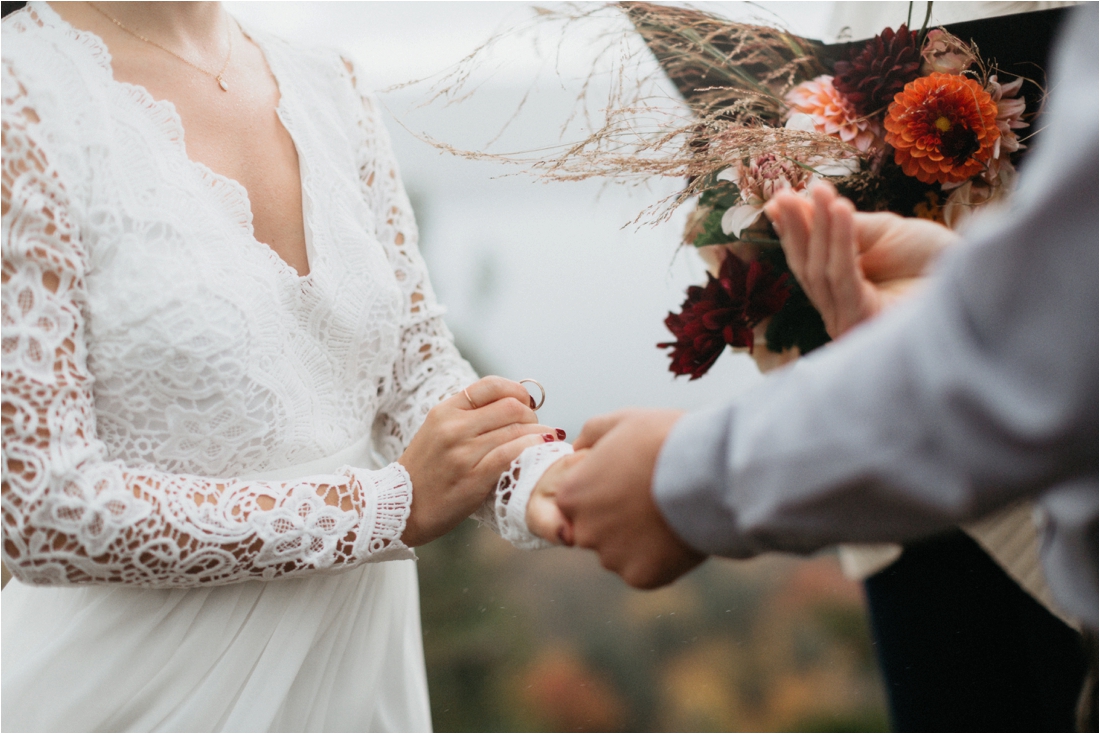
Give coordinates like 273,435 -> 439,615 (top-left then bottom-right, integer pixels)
884,73 -> 1000,185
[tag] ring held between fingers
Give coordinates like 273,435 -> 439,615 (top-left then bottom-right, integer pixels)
461,376 -> 535,414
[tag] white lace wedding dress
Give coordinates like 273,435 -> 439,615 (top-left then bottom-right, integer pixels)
0,3 -> 564,730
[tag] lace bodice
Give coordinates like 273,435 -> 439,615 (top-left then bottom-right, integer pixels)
1,3 -> 539,587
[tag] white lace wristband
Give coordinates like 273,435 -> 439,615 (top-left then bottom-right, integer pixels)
494,442 -> 574,551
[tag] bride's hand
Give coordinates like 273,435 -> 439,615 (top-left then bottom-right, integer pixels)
399,376 -> 564,547
765,183 -> 962,339
526,450 -> 588,545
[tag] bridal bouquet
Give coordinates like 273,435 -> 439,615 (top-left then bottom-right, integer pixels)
423,2 -> 1041,378
628,3 -> 1034,377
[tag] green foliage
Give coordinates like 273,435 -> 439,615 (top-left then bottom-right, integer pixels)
698,179 -> 741,211
692,180 -> 740,248
765,291 -> 831,355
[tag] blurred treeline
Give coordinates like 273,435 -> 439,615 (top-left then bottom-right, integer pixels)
418,520 -> 890,732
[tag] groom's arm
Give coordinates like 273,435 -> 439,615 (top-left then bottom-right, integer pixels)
653,8 -> 1097,557
561,6 -> 1097,620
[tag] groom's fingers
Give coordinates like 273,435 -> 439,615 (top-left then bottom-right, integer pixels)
572,410 -> 630,450
557,409 -> 698,588
528,452 -> 587,544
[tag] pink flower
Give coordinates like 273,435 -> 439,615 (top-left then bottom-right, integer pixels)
986,74 -> 1028,160
784,75 -> 884,153
717,154 -> 810,237
920,29 -> 978,75
943,161 -> 1017,230
716,146 -> 860,239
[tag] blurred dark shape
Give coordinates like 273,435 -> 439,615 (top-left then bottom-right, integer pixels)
2,2 -> 27,19
833,24 -> 921,117
865,531 -> 1088,731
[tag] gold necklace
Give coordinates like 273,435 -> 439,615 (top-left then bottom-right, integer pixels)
88,3 -> 234,92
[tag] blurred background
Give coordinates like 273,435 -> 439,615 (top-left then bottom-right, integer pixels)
226,3 -> 911,730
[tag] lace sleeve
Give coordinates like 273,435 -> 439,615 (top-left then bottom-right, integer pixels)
348,80 -> 477,459
1,61 -> 414,588
344,60 -> 556,549
490,443 -> 573,550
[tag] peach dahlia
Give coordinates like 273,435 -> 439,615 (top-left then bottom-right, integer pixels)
884,73 -> 1000,185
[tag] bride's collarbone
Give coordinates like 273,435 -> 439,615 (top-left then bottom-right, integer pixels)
51,3 -> 310,276
117,49 -> 310,275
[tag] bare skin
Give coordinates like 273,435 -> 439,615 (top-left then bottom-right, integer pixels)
558,409 -> 704,589
765,183 -> 961,339
48,2 -> 563,547
51,2 -> 309,275
525,449 -> 588,545
400,376 -> 563,547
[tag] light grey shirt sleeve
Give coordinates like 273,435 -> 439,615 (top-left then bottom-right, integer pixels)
652,5 -> 1098,626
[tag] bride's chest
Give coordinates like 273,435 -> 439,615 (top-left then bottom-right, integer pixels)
73,77 -> 405,392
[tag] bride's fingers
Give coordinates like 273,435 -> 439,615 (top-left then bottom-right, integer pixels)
474,421 -> 563,456
466,396 -> 538,435
805,184 -> 838,320
852,211 -> 902,255
476,431 -> 562,484
526,451 -> 585,543
533,450 -> 587,499
526,492 -> 568,544
452,376 -> 537,412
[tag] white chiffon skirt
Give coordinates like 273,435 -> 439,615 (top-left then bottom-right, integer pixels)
1,439 -> 433,732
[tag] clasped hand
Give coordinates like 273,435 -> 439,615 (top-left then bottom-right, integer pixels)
398,376 -> 563,547
527,183 -> 960,587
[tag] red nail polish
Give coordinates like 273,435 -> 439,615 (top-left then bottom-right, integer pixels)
555,428 -> 566,440
542,433 -> 555,442
530,396 -> 537,410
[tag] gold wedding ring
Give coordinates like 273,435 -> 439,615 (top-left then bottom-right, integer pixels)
463,387 -> 478,409
519,378 -> 545,411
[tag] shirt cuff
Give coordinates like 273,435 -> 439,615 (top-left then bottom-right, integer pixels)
652,404 -> 754,559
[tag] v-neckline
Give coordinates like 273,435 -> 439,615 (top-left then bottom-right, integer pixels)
36,1 -> 315,284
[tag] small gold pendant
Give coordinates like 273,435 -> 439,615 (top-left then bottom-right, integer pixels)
217,76 -> 228,92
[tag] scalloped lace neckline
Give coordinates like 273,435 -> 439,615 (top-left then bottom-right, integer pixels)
32,1 -> 314,282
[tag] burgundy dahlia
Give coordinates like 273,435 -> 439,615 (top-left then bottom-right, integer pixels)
833,24 -> 922,117
659,252 -> 791,379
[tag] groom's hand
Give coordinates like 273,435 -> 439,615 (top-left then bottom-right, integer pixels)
557,409 -> 706,589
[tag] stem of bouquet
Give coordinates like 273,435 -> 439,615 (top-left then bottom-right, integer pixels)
918,2 -> 935,43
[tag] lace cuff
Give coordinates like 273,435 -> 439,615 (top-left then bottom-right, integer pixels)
491,442 -> 574,551
349,463 -> 415,563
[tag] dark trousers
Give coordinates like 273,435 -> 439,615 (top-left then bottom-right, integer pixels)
864,530 -> 1088,732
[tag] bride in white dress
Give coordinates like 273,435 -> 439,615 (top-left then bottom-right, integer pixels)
0,2 -> 573,730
